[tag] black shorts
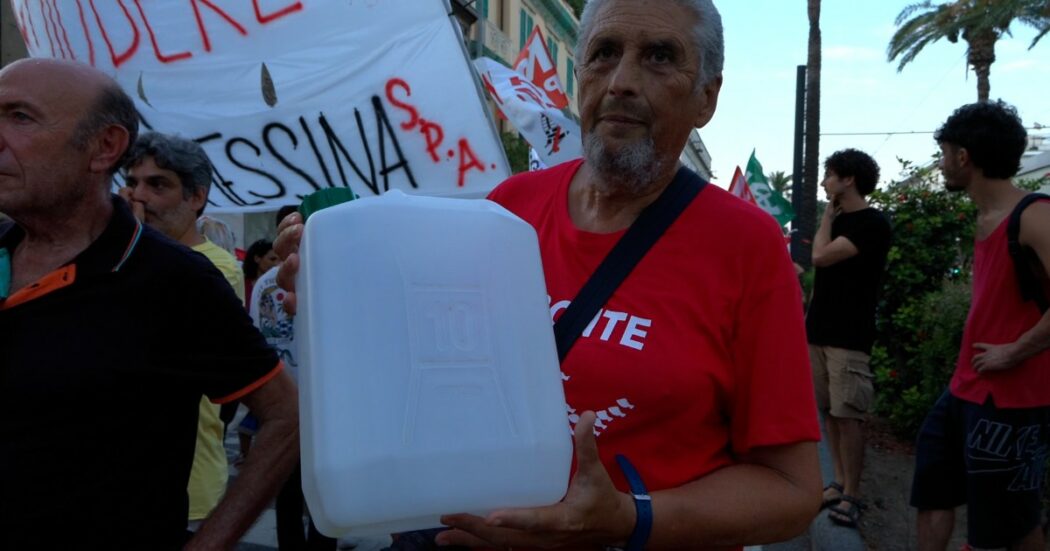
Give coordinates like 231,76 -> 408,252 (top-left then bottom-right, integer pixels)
910,390 -> 1050,548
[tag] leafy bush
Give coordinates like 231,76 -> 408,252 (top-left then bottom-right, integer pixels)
1018,177 -> 1045,192
500,132 -> 530,174
872,281 -> 970,437
866,159 -> 977,438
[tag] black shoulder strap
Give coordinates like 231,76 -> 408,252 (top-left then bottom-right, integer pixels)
553,166 -> 707,362
1007,193 -> 1050,314
0,219 -> 17,242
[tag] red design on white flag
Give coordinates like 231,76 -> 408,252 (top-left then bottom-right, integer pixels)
475,58 -> 581,167
513,27 -> 569,109
728,166 -> 758,206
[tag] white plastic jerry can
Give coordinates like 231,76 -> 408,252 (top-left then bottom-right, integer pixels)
295,190 -> 572,537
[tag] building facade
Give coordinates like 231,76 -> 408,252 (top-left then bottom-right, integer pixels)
468,0 -> 582,120
1018,133 -> 1050,192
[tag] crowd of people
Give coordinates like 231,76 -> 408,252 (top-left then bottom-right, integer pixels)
1,0 -> 1048,550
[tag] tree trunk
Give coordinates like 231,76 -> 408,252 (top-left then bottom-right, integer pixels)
974,62 -> 991,101
798,0 -> 821,269
967,29 -> 997,102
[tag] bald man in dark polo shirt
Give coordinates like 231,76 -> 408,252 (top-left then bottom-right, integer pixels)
0,59 -> 298,550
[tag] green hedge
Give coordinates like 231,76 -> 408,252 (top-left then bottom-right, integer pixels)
871,281 -> 970,437
865,160 -> 976,438
500,132 -> 530,175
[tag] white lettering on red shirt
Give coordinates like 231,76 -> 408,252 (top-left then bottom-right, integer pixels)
547,296 -> 652,352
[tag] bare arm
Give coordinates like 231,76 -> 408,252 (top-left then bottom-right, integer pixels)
187,370 -> 300,550
437,413 -> 821,549
812,202 -> 859,268
973,202 -> 1050,372
641,440 -> 821,547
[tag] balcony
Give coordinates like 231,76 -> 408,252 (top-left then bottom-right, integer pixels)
469,17 -> 517,64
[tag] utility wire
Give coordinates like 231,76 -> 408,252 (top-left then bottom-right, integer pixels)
823,125 -> 1045,137
873,52 -> 967,155
822,130 -> 935,136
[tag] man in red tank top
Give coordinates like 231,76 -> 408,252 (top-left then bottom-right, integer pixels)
911,101 -> 1050,551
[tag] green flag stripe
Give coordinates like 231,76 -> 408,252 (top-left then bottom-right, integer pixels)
745,151 -> 794,226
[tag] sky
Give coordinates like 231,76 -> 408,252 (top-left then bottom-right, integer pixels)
699,1 -> 1050,189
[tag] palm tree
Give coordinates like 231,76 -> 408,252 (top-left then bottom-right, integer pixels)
797,0 -> 821,270
888,0 -> 1050,101
768,170 -> 793,200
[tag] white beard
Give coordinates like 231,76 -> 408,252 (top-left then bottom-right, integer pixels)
583,132 -> 663,196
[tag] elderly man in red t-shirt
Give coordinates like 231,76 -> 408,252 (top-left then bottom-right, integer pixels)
275,0 -> 823,549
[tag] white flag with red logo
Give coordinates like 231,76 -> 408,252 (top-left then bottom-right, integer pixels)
513,27 -> 569,109
475,57 -> 581,167
728,166 -> 759,206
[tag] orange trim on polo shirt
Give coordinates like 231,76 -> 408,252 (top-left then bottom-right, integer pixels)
0,265 -> 76,310
212,360 -> 285,405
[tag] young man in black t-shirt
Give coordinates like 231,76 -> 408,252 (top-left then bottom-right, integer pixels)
807,149 -> 892,530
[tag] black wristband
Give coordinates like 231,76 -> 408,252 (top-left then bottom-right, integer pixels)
615,454 -> 652,551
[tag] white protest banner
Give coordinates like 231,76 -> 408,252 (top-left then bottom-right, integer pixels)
475,57 -> 581,168
10,0 -> 509,212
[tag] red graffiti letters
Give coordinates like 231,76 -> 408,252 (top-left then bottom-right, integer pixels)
253,0 -> 304,24
134,1 -> 192,63
16,0 -> 305,68
89,0 -> 139,68
190,0 -> 248,52
386,79 -> 420,129
385,77 -> 487,188
74,1 -> 95,65
385,79 -> 443,162
456,139 -> 485,188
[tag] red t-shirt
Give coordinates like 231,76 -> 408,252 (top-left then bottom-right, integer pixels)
951,201 -> 1050,408
488,160 -> 820,499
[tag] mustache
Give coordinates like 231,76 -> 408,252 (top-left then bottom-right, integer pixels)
597,98 -> 649,121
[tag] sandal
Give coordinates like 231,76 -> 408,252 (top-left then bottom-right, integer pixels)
821,481 -> 843,510
828,495 -> 864,529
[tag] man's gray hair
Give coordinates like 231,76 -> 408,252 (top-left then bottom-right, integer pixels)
197,215 -> 237,253
124,132 -> 213,214
71,81 -> 140,174
574,0 -> 724,87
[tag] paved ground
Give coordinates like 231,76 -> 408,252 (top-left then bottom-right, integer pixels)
764,413 -> 865,551
855,418 -> 969,551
